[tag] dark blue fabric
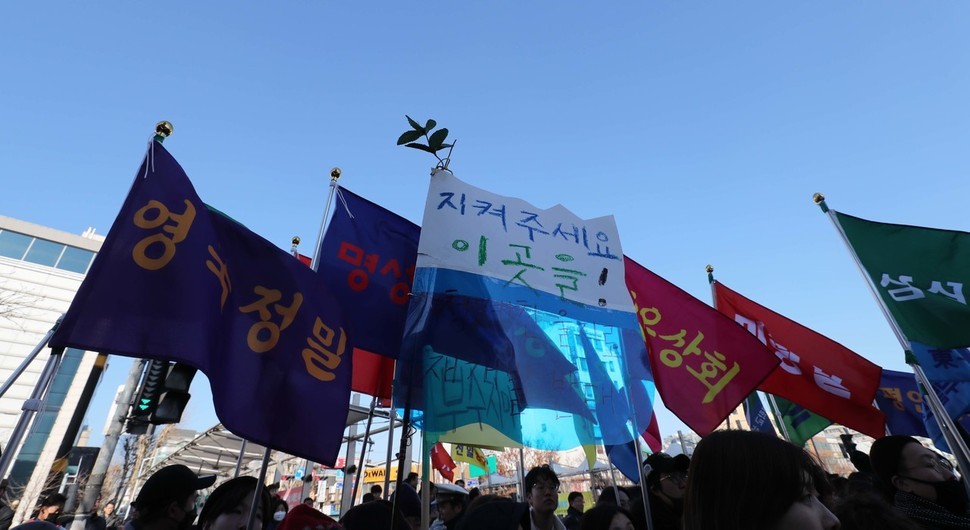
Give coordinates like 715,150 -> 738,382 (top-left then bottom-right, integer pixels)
50,143 -> 351,465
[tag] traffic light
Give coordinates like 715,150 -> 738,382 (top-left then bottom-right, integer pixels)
131,360 -> 171,419
150,362 -> 198,424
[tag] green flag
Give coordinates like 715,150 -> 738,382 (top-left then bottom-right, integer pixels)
773,396 -> 832,447
834,211 -> 970,349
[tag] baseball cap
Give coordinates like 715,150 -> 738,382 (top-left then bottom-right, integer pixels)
133,464 -> 216,511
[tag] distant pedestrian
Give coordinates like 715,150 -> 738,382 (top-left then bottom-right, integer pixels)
561,492 -> 584,530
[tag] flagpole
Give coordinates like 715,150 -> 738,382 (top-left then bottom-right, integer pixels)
0,346 -> 65,479
631,435 -> 655,530
309,167 -> 342,272
383,402 -> 396,497
815,193 -> 970,466
244,448 -> 272,530
0,317 -> 61,400
766,394 -> 793,442
517,447 -> 526,501
350,395 -> 379,505
607,461 -> 621,507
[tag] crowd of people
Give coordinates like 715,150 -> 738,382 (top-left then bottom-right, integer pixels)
2,431 -> 969,530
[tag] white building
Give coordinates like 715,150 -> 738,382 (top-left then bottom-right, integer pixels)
0,215 -> 103,521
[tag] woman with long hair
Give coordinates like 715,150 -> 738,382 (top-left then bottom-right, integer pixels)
684,430 -> 839,530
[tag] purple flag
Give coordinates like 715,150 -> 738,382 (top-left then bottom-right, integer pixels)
50,143 -> 352,465
317,189 -> 420,359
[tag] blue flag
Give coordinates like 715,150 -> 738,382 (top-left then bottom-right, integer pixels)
317,188 -> 419,358
922,381 -> 970,453
910,341 -> 970,382
876,370 -> 929,438
49,143 -> 352,465
743,393 -> 777,435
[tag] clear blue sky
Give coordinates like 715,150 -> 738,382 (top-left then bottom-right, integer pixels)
2,3 -> 969,452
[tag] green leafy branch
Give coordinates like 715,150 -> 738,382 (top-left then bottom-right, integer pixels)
397,115 -> 455,166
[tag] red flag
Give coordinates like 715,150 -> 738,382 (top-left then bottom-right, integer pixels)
713,282 -> 886,438
625,259 -> 780,435
351,348 -> 395,400
431,442 -> 456,481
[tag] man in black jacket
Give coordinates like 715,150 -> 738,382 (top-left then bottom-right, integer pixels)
560,492 -> 584,530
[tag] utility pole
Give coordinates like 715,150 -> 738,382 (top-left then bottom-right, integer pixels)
68,358 -> 146,530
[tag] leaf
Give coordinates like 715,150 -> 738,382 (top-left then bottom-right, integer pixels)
397,130 -> 423,145
405,142 -> 436,153
428,128 -> 449,151
406,115 -> 424,132
425,119 -> 437,131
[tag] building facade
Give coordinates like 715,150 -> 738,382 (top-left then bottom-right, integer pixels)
0,215 -> 103,521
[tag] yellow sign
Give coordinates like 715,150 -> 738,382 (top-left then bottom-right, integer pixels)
451,444 -> 488,470
363,465 -> 419,483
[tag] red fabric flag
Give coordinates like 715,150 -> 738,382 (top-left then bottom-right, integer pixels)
713,282 -> 886,438
431,442 -> 456,481
351,348 -> 395,400
625,258 -> 780,435
643,414 -> 662,452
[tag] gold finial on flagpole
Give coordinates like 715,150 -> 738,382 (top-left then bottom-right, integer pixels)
812,193 -> 825,204
154,121 -> 174,142
292,236 -> 301,246
705,264 -> 714,274
330,167 -> 342,181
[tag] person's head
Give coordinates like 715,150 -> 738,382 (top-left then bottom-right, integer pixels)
389,482 -> 422,530
579,504 -> 634,530
832,491 -> 923,530
406,472 -> 419,489
277,504 -> 340,530
103,502 -> 116,516
869,435 -> 965,514
684,430 -> 838,530
271,499 -> 288,523
595,488 -> 629,510
301,497 -> 312,506
370,484 -> 383,497
643,452 -> 690,507
435,483 -> 468,523
524,466 -> 560,516
133,464 -> 217,530
568,492 -> 585,513
37,494 -> 67,522
198,477 -> 272,530
455,480 -> 465,488
467,487 -> 481,502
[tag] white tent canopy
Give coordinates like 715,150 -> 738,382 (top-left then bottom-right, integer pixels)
148,403 -> 394,478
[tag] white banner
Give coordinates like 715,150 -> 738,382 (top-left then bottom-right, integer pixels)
417,169 -> 632,311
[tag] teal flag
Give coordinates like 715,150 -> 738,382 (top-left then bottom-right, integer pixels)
773,396 -> 832,448
834,211 -> 970,349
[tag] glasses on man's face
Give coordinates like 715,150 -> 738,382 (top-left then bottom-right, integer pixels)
660,472 -> 688,484
532,483 -> 561,494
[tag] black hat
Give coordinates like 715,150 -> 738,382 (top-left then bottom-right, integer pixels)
133,465 -> 216,511
869,435 -> 920,491
642,452 -> 690,487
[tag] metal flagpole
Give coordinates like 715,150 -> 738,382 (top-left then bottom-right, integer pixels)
350,396 -> 379,505
815,193 -> 970,469
606,462 -> 621,506
517,447 -> 526,501
70,357 -> 148,530
244,448 -> 272,530
767,394 -> 793,442
0,346 -> 65,479
0,317 -> 62,400
383,404 -> 396,497
632,436 -> 655,530
233,440 -> 248,478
